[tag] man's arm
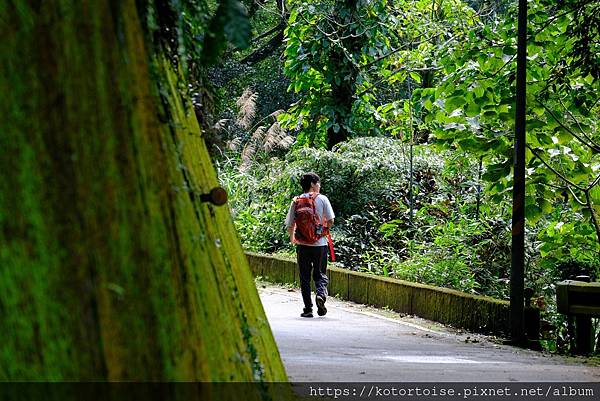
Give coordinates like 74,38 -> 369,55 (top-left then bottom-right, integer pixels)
321,195 -> 335,230
285,200 -> 296,244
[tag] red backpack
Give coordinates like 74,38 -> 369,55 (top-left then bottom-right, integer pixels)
293,192 -> 326,244
292,192 -> 336,261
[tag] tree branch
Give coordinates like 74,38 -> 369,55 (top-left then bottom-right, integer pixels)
252,21 -> 285,44
298,13 -> 360,69
355,65 -> 441,99
526,144 -> 586,191
240,29 -> 284,64
361,33 -> 438,70
584,189 -> 600,245
538,100 -> 600,153
587,173 -> 600,191
557,96 -> 600,150
546,183 -> 587,206
532,2 -> 589,36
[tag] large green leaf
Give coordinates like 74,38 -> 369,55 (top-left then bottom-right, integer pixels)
465,102 -> 480,117
445,96 -> 467,111
482,161 -> 511,182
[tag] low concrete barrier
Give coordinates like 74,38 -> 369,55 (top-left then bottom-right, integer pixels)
246,252 -> 511,336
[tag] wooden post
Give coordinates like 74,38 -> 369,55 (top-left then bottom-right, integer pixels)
510,0 -> 528,343
574,316 -> 594,354
556,280 -> 600,355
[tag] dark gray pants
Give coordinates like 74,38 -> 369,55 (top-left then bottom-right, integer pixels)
296,245 -> 329,309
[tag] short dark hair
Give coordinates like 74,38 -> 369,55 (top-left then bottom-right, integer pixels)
300,172 -> 320,192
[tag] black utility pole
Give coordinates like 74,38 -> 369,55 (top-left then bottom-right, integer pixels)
510,0 -> 527,343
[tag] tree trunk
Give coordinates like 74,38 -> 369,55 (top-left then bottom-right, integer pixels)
0,0 -> 287,389
326,79 -> 354,150
326,0 -> 359,150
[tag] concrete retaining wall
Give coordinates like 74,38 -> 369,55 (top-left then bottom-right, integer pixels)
247,252 -> 511,336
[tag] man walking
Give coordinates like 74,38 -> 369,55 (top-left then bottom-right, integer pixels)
285,172 -> 335,318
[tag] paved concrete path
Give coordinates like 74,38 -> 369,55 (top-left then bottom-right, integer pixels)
259,285 -> 600,382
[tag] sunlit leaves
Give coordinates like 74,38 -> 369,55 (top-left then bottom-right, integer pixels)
281,0 -> 480,146
404,0 -> 600,249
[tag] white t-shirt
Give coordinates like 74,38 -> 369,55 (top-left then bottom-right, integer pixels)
285,193 -> 335,246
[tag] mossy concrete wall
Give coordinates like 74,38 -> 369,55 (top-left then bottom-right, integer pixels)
247,252 -> 511,336
0,0 -> 288,389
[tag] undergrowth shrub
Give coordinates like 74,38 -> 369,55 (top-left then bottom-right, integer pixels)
218,137 -> 599,307
218,137 -> 511,295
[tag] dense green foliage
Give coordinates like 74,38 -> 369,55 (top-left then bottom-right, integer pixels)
420,0 -> 600,241
220,137 -> 511,295
210,0 -> 600,353
280,0 -> 478,148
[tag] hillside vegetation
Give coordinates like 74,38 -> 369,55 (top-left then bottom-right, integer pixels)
207,0 -> 599,353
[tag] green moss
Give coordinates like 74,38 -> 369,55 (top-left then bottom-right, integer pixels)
368,279 -> 412,314
327,269 -> 349,301
347,273 -> 369,305
0,0 -> 289,391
